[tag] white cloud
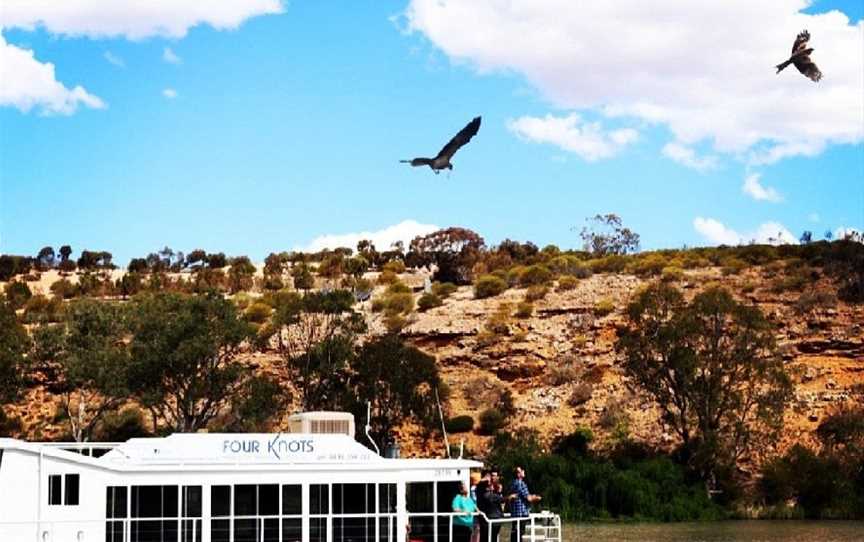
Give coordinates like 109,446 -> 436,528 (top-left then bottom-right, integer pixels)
297,220 -> 440,253
662,142 -> 718,172
1,1 -> 282,115
103,51 -> 124,67
0,0 -> 284,39
163,46 -> 181,64
162,88 -> 178,99
406,1 -> 864,163
507,113 -> 638,161
0,33 -> 105,114
693,217 -> 798,245
742,172 -> 782,202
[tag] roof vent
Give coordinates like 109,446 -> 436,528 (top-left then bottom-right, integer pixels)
287,411 -> 355,437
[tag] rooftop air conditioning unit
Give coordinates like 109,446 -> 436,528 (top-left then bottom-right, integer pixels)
287,411 -> 355,437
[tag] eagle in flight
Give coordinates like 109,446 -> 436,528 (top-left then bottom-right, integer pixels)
401,116 -> 481,173
776,30 -> 822,82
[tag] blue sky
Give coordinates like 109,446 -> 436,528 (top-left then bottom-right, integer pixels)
1,1 -> 862,265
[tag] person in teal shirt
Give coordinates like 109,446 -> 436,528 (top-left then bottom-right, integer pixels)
452,482 -> 478,542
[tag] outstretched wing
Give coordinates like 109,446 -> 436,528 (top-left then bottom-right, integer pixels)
435,116 -> 482,161
793,54 -> 822,82
401,158 -> 435,167
791,30 -> 810,54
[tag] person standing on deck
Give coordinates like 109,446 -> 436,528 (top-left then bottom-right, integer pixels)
453,482 -> 478,542
509,466 -> 541,542
477,468 -> 506,542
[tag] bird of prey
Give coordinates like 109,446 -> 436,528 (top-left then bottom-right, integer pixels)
401,116 -> 481,173
776,30 -> 822,82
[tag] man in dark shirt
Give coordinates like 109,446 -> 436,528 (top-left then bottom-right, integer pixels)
476,468 -> 505,542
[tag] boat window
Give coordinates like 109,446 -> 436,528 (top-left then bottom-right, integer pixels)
48,475 -> 62,505
379,483 -> 397,514
435,481 -> 461,542
310,484 -> 329,514
182,486 -> 202,542
333,483 -> 375,514
106,486 -> 128,542
65,473 -> 80,505
282,484 -> 302,515
407,482 -> 434,513
211,485 -> 231,542
232,484 -> 280,542
130,485 -> 179,542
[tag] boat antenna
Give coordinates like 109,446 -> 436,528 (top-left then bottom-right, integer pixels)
459,438 -> 465,459
365,401 -> 381,456
435,386 -> 450,458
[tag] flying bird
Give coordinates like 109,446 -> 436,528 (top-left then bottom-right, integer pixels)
776,30 -> 822,82
401,116 -> 481,173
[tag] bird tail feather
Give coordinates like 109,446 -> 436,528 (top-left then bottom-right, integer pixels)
776,59 -> 791,73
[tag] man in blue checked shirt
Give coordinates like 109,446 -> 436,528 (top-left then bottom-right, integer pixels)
508,466 -> 541,542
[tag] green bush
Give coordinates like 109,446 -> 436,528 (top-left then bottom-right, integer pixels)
629,254 -> 668,277
474,274 -> 507,299
556,275 -> 580,291
478,408 -> 507,435
94,407 -> 151,442
549,255 -> 592,278
244,302 -> 273,324
432,282 -> 457,298
661,266 -> 685,282
515,301 -> 534,319
417,292 -> 443,311
50,278 -> 77,299
383,292 -> 414,315
445,415 -> 474,433
4,281 -> 32,309
387,281 -> 411,294
720,257 -> 748,275
382,260 -> 406,274
376,270 -> 398,285
593,299 -> 615,317
519,265 -> 553,286
525,285 -> 549,302
589,255 -> 628,273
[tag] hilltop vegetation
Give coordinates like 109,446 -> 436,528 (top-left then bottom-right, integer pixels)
2,220 -> 863,519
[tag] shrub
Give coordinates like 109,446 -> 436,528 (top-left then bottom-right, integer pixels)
382,260 -> 406,274
794,290 -> 838,315
432,282 -> 457,298
629,254 -> 667,277
262,274 -> 284,291
445,415 -> 474,433
770,269 -> 812,293
589,255 -> 628,273
377,270 -> 398,285
519,265 -> 553,286
598,398 -> 631,431
525,285 -> 549,302
720,257 -> 748,275
4,281 -> 32,309
484,303 -> 512,335
94,407 -> 151,442
50,278 -> 77,299
417,292 -> 443,311
593,299 -> 615,317
478,408 -> 507,435
741,281 -> 757,293
245,302 -> 273,324
378,292 -> 414,316
556,275 -> 580,291
515,301 -> 534,319
506,266 -> 526,287
384,313 -> 408,333
387,281 -> 412,294
22,294 -> 64,324
661,266 -> 685,282
549,256 -> 592,278
474,274 -> 507,299
545,358 -> 581,386
568,383 -> 594,406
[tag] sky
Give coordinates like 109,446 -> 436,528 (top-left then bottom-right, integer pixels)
1,0 -> 862,265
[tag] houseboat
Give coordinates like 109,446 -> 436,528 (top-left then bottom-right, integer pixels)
0,412 -> 561,542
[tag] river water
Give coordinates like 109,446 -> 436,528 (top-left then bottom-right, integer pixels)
563,521 -> 862,541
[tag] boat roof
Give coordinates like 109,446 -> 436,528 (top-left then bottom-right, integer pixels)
0,433 -> 481,472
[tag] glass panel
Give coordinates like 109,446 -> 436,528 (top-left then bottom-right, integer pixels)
408,516 -> 434,542
105,520 -> 124,542
335,517 -> 374,542
263,517 -> 279,542
282,518 -> 302,542
379,516 -> 396,542
333,483 -> 374,514
282,484 -> 302,515
437,481 -> 461,542
259,484 -> 279,516
310,517 -> 328,542
163,486 -> 178,518
234,517 -> 258,542
64,474 -> 80,505
211,486 -> 231,517
49,475 -> 62,505
310,484 -> 329,515
379,484 -> 397,514
406,482 -> 434,513
182,519 -> 202,542
235,484 -> 257,516
211,519 -> 230,542
130,519 -> 162,542
108,487 -> 128,519
132,486 -> 162,518
183,486 -> 202,517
